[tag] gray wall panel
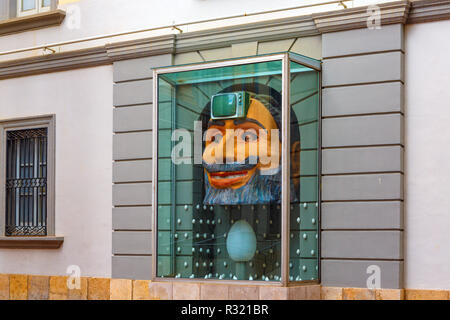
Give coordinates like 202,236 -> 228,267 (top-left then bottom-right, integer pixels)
112,231 -> 152,254
321,260 -> 403,289
322,146 -> 403,174
113,160 -> 152,183
322,82 -> 403,117
322,231 -> 403,259
112,207 -> 152,230
322,52 -> 404,86
322,114 -> 403,148
112,54 -> 172,280
322,173 -> 403,201
113,183 -> 152,206
113,79 -> 153,106
113,104 -> 153,132
322,201 -> 403,230
319,22 -> 404,290
322,24 -> 403,58
112,256 -> 152,280
113,54 -> 172,82
113,132 -> 152,160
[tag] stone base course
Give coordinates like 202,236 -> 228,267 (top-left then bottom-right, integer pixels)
0,274 -> 448,300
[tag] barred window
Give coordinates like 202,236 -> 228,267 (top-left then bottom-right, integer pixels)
0,115 -> 55,239
5,128 -> 48,236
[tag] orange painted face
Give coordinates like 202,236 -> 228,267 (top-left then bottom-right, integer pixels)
202,98 -> 281,189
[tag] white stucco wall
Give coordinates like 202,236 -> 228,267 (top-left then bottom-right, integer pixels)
405,20 -> 450,289
0,65 -> 113,278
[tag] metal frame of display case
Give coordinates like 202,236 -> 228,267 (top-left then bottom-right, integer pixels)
152,52 -> 321,286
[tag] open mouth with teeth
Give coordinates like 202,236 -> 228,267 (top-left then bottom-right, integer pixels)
207,169 -> 255,189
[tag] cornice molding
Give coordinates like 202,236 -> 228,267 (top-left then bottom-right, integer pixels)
0,1 -> 449,79
313,0 -> 410,33
0,10 -> 66,37
408,0 -> 450,23
106,35 -> 176,61
0,46 -> 109,80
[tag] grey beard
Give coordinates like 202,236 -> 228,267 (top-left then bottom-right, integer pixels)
203,169 -> 282,205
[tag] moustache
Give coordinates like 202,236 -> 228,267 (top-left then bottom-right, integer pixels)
202,156 -> 258,173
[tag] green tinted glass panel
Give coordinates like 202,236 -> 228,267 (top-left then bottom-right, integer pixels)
289,60 -> 320,282
289,52 -> 321,71
161,60 -> 282,85
157,60 -> 283,282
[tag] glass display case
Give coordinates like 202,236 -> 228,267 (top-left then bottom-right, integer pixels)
153,52 -> 321,285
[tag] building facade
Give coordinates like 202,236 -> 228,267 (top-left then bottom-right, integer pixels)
0,0 -> 449,300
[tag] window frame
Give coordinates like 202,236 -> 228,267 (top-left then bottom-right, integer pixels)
0,114 -> 56,237
151,53 -> 322,286
0,1 -> 64,37
17,0 -> 50,17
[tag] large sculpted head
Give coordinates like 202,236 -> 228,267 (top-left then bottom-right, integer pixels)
201,83 -> 300,205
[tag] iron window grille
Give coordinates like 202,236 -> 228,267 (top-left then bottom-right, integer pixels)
5,128 -> 48,236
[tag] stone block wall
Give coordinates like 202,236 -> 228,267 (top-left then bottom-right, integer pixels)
1,274 -> 449,300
